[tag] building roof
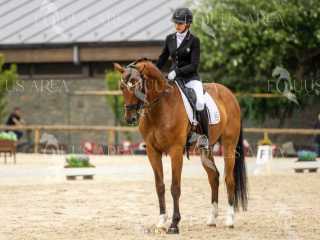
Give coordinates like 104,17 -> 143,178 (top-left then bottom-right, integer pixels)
0,0 -> 186,46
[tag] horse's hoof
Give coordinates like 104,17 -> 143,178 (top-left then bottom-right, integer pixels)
155,227 -> 167,234
207,217 -> 217,227
207,223 -> 216,227
167,227 -> 179,234
225,222 -> 234,228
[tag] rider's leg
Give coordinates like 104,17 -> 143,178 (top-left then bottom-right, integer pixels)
185,80 -> 209,148
185,80 -> 205,111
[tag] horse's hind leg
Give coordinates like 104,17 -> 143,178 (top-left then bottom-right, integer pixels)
221,136 -> 238,228
200,148 -> 220,227
146,145 -> 167,230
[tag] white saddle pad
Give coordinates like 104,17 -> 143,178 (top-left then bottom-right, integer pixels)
175,82 -> 221,125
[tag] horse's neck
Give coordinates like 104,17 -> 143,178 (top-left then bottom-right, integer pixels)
144,84 -> 179,124
142,66 -> 181,124
144,71 -> 166,103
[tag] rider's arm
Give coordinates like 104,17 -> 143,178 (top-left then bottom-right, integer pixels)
156,35 -> 170,70
12,117 -> 24,125
175,36 -> 200,78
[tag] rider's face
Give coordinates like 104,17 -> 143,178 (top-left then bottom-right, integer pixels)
175,23 -> 188,33
15,109 -> 21,116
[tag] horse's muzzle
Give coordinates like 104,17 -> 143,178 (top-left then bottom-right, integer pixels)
126,116 -> 138,125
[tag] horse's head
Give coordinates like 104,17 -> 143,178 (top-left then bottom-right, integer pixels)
114,58 -> 168,125
113,62 -> 145,125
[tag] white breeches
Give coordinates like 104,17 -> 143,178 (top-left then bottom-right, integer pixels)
185,80 -> 205,111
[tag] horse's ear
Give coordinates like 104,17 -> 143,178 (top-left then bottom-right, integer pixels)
132,63 -> 146,73
113,63 -> 124,73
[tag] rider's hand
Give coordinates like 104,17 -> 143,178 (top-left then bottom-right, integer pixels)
168,70 -> 176,81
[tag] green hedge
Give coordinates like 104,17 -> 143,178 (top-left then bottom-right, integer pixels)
65,155 -> 95,168
0,131 -> 17,141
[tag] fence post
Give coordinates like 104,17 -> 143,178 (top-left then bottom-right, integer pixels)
34,129 -> 40,153
108,130 -> 115,146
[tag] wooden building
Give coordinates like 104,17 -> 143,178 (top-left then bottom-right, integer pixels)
0,0 -> 184,79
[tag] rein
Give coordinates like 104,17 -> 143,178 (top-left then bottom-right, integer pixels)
121,63 -> 169,112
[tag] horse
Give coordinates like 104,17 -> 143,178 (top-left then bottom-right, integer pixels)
39,132 -> 59,154
113,58 -> 248,234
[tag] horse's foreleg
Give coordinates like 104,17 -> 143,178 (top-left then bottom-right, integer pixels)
200,149 -> 220,226
167,146 -> 184,234
146,145 -> 166,229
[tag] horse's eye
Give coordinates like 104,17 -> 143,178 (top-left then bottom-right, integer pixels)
120,81 -> 127,90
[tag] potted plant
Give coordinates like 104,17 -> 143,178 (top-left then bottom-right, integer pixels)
294,150 -> 318,173
296,150 -> 317,162
64,154 -> 96,180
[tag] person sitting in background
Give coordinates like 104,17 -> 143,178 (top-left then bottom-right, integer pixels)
5,107 -> 25,140
314,113 -> 320,157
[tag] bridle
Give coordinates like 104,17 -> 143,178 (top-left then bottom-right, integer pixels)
120,62 -> 169,115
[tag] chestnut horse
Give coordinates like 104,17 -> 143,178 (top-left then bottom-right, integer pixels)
114,59 -> 247,234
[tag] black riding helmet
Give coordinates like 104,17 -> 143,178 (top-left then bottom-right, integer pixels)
172,7 -> 193,24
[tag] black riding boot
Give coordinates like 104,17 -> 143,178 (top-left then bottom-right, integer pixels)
196,108 -> 209,149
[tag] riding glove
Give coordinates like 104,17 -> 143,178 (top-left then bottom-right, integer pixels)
168,70 -> 176,81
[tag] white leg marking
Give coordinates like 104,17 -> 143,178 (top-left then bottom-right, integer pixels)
207,202 -> 218,226
156,214 -> 167,229
225,204 -> 235,227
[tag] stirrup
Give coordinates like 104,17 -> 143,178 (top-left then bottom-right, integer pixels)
188,131 -> 200,144
196,135 -> 209,150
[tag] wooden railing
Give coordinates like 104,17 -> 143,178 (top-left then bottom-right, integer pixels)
244,128 -> 320,135
0,125 -> 319,153
71,90 -> 285,98
0,125 -> 138,153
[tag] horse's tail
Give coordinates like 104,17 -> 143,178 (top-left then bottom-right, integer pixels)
234,123 -> 248,211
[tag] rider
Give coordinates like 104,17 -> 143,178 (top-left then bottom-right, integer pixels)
156,7 -> 209,141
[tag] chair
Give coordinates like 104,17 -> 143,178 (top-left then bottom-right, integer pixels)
0,140 -> 17,164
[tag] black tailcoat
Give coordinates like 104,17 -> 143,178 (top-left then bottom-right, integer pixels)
156,31 -> 200,83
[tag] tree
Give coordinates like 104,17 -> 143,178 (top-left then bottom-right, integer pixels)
0,54 -> 18,122
105,70 -> 124,125
105,70 -> 127,144
192,0 -> 320,124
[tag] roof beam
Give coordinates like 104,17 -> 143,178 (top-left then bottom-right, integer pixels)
0,45 -> 162,63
